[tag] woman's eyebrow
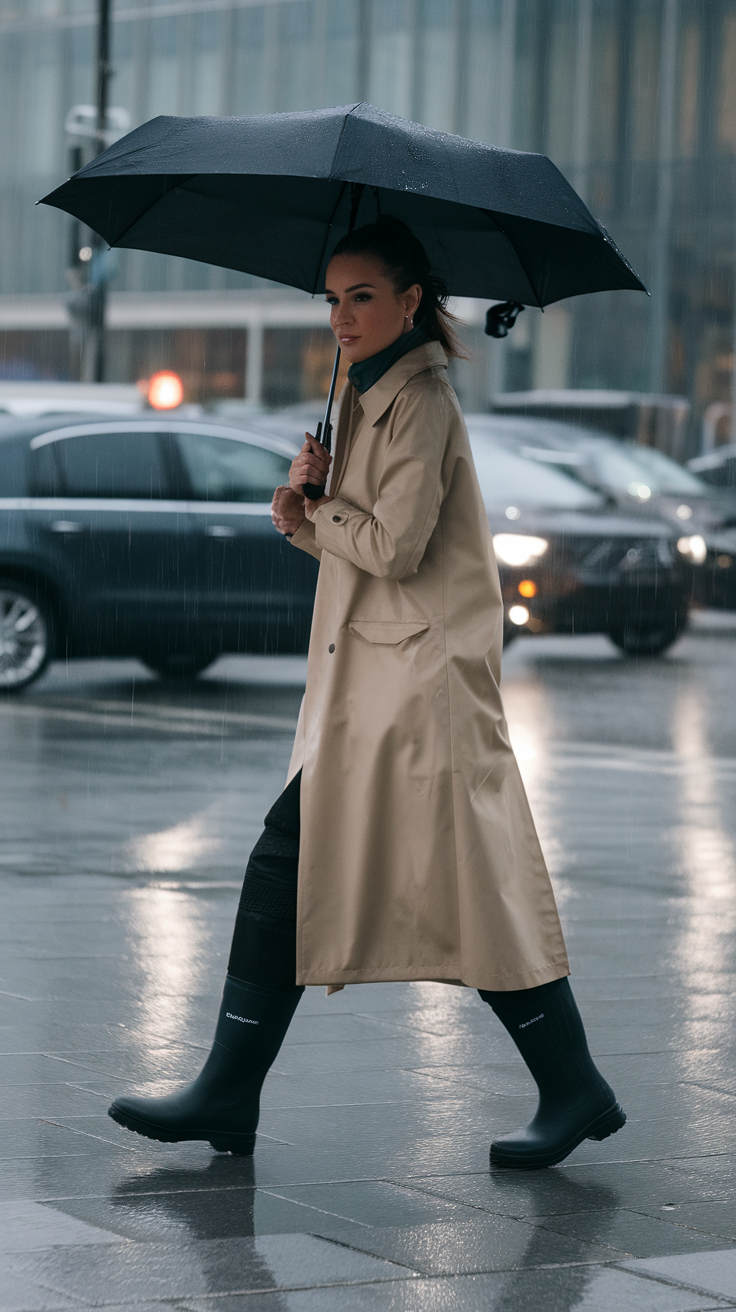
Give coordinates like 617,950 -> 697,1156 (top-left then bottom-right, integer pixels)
324,282 -> 376,295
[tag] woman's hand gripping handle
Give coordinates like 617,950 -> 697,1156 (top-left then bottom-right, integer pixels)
292,431 -> 332,502
271,433 -> 333,538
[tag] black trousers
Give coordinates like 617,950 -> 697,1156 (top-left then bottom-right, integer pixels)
228,769 -> 564,1008
227,771 -> 302,989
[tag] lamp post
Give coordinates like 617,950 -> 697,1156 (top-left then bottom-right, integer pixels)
648,0 -> 679,395
65,0 -> 128,384
89,0 -> 112,383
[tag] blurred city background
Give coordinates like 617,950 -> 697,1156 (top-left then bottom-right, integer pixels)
0,0 -> 734,456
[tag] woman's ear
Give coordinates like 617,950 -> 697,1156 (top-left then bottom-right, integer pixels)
403,283 -> 422,322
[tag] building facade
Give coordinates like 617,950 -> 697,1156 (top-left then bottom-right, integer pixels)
0,0 -> 734,448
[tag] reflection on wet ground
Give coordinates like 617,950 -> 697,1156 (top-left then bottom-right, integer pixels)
1,619 -> 736,1310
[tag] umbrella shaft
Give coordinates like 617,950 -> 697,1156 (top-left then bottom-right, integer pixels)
303,342 -> 340,501
321,343 -> 341,455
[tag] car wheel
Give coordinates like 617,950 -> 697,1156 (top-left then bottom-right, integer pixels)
0,581 -> 53,692
142,651 -> 217,682
608,613 -> 687,658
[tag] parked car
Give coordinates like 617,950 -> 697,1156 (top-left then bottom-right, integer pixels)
0,413 -> 318,690
465,416 -> 692,654
476,415 -> 736,610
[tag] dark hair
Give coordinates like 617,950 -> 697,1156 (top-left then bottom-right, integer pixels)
330,216 -> 466,359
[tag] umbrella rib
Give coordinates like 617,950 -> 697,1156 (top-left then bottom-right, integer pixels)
330,103 -> 359,178
482,209 -> 542,308
310,180 -> 348,296
305,104 -> 361,296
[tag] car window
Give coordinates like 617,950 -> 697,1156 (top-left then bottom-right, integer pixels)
31,430 -> 169,499
175,431 -> 292,503
29,441 -> 62,496
468,435 -> 603,510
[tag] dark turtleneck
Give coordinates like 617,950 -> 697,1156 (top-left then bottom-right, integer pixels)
347,322 -> 431,395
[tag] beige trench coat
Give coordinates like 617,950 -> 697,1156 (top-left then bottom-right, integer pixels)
287,340 -> 569,992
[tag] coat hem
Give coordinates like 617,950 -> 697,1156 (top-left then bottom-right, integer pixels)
297,955 -> 570,991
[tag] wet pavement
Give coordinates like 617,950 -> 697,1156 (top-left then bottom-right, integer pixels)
1,615 -> 736,1311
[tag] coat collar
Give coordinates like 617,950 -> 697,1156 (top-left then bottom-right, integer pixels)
356,341 -> 448,427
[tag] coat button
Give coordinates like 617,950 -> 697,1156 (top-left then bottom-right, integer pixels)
328,643 -> 335,653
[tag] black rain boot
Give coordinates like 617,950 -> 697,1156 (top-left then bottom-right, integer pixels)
108,975 -> 303,1154
479,978 -> 625,1169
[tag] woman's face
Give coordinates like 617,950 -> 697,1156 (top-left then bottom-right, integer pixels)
325,253 -> 422,363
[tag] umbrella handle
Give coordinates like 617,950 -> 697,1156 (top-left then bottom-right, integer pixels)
304,344 -> 341,500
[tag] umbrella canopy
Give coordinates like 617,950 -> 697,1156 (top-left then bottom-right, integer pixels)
41,102 -> 644,308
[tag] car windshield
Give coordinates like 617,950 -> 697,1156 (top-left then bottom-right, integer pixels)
531,435 -> 707,498
500,426 -> 710,499
611,444 -> 708,496
468,433 -> 604,511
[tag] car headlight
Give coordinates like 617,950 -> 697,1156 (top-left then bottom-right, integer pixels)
508,605 -> 530,626
677,534 -> 707,564
493,534 -> 549,567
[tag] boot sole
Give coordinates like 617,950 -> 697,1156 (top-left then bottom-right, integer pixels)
490,1101 -> 626,1170
107,1105 -> 256,1156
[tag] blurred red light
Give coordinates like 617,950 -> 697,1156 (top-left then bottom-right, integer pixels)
148,371 -> 184,410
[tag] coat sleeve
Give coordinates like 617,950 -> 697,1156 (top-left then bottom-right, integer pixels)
311,378 -> 449,580
289,517 -> 322,561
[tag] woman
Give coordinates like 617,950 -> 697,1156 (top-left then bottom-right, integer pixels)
109,217 -> 625,1169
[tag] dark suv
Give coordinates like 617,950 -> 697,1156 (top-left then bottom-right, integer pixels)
0,414 -> 318,690
466,417 -> 693,654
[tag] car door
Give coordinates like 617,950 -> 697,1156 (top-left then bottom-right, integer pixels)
172,425 -> 319,653
26,422 -> 193,656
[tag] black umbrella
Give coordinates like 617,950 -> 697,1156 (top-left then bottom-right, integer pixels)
41,102 -> 645,491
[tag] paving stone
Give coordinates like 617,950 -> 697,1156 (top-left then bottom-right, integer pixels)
0,1200 -> 121,1254
180,1265 -> 727,1310
621,1248 -> 736,1300
538,1205 -> 736,1257
6,1234 -> 412,1303
313,1214 -> 622,1275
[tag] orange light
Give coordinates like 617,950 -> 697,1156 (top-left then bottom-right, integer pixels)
518,579 -> 537,598
148,371 -> 184,410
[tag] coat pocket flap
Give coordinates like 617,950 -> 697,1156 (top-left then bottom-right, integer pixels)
349,620 -> 430,645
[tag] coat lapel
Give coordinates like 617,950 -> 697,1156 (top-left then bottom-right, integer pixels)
358,341 -> 448,428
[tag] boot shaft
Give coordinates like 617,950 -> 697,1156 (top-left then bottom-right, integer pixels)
480,978 -> 609,1104
214,975 -> 303,1069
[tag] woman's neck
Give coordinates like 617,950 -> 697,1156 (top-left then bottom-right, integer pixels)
347,322 -> 430,395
